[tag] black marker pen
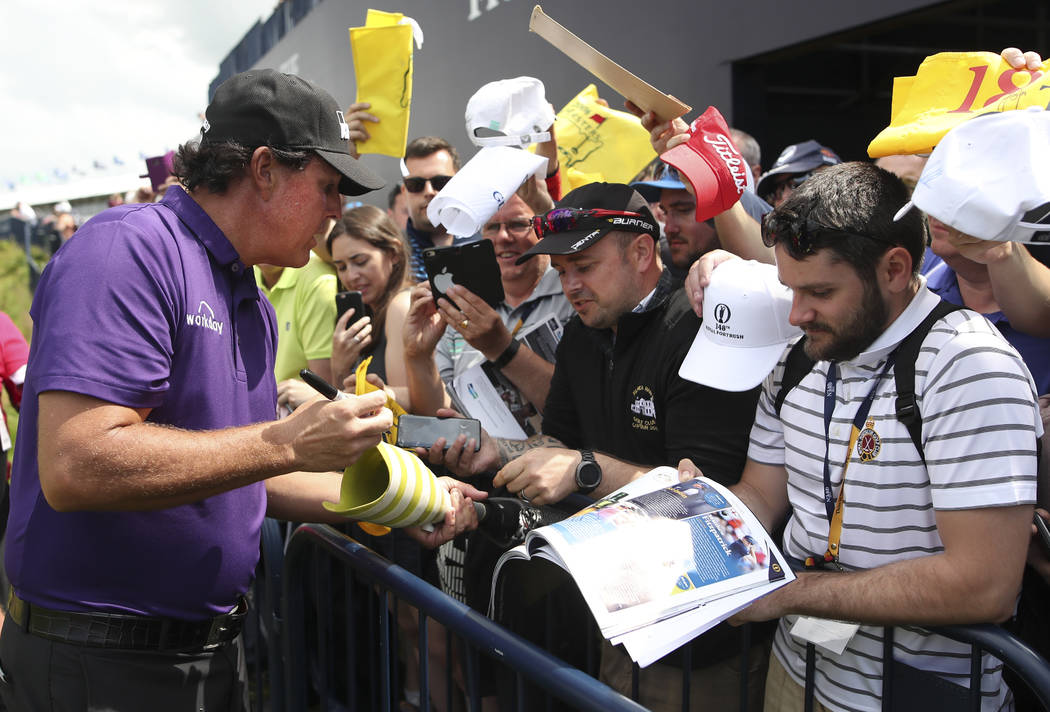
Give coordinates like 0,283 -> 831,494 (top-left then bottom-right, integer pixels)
299,369 -> 350,401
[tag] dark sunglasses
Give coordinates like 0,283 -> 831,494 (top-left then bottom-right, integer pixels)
761,211 -> 894,254
403,175 -> 453,193
531,208 -> 656,240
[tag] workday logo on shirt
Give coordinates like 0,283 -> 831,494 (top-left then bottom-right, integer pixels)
187,300 -> 225,336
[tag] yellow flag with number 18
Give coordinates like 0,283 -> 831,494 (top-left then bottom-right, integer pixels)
868,51 -> 1050,158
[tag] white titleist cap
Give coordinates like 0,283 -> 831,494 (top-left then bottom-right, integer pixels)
465,77 -> 555,148
893,107 -> 1050,244
679,260 -> 802,392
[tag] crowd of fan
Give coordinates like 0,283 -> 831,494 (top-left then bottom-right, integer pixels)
0,42 -> 1048,712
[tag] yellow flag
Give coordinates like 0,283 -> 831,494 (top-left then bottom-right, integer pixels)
354,356 -> 407,445
548,85 -> 657,193
349,355 -> 411,536
349,9 -> 415,158
868,52 -> 1050,158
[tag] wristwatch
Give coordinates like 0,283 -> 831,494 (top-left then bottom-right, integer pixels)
574,450 -> 602,495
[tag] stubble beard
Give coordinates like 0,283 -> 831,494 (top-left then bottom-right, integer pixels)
802,282 -> 888,363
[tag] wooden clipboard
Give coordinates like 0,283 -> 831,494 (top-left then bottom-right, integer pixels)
529,5 -> 690,121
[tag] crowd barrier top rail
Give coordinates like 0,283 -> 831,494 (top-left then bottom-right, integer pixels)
281,522 -> 647,712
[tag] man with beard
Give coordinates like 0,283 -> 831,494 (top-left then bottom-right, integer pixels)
680,161 -> 1040,711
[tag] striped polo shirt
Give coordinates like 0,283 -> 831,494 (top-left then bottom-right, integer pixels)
749,282 -> 1040,712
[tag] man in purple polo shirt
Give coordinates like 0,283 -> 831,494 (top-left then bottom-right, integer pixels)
0,70 -> 483,711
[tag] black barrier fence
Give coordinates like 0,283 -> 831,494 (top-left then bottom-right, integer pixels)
254,520 -> 1050,712
277,522 -> 646,712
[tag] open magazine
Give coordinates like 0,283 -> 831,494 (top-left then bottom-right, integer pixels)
490,467 -> 794,667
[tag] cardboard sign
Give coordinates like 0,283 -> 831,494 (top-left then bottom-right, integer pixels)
868,51 -> 1050,158
529,5 -> 690,121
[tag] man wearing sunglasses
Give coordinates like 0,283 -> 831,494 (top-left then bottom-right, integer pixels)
401,136 -> 463,282
680,161 -> 1039,711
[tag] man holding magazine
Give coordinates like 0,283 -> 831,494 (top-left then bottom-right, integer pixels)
678,160 -> 1039,711
427,181 -> 766,711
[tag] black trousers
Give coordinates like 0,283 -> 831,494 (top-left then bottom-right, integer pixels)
0,618 -> 249,711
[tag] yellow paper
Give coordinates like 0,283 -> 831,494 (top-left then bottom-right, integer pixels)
548,85 -> 657,193
349,9 -> 415,158
868,52 -> 1050,158
348,355 -> 412,536
354,356 -> 407,445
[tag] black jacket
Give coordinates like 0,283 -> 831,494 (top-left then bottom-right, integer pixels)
542,269 -> 758,487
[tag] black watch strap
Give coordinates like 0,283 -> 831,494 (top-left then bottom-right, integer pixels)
490,338 -> 521,369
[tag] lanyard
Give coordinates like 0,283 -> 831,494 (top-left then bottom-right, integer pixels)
811,351 -> 897,568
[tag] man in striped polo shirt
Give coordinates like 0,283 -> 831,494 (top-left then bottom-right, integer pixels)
681,161 -> 1040,711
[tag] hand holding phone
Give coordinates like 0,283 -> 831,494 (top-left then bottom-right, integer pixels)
335,291 -> 370,329
423,242 -> 505,309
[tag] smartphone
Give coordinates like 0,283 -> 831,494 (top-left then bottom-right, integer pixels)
396,414 -> 482,451
335,291 -> 369,329
423,241 -> 505,309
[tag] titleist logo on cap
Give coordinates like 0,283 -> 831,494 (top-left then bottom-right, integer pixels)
704,134 -> 747,195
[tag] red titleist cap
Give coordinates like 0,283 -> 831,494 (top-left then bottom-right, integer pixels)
661,106 -> 749,223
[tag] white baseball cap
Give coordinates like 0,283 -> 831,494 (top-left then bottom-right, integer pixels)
465,77 -> 555,148
893,107 -> 1050,244
679,260 -> 802,392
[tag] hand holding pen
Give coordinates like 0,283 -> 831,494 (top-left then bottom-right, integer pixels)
277,369 -> 390,472
300,368 -> 350,401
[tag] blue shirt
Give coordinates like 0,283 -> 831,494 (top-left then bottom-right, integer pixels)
926,260 -> 1050,394
7,186 -> 276,620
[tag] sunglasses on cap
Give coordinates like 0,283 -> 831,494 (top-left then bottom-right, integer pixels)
761,211 -> 895,254
531,208 -> 656,240
403,175 -> 453,193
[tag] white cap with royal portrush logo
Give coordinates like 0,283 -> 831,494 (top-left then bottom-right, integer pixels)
679,259 -> 802,392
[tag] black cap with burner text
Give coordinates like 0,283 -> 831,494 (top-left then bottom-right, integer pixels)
201,69 -> 384,196
516,183 -> 658,264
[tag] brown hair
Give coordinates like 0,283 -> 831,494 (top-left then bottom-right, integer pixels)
327,205 -> 410,353
404,136 -> 461,171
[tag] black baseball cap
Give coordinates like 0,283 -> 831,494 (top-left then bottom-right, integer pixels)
516,182 -> 658,264
201,69 -> 384,196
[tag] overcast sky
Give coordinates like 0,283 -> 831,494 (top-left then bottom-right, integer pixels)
1,0 -> 278,189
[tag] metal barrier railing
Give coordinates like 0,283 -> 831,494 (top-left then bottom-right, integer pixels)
798,623 -> 1050,712
255,518 -> 1050,712
280,522 -> 647,712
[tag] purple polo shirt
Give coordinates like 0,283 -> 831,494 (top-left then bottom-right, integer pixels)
6,186 -> 276,620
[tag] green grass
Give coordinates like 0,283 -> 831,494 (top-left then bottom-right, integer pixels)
0,239 -> 45,458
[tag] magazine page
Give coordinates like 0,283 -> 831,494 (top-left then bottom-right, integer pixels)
488,468 -> 680,617
534,472 -> 789,638
518,315 -> 564,363
614,574 -> 793,667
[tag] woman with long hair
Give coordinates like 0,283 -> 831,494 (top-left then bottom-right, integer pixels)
328,205 -> 414,408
